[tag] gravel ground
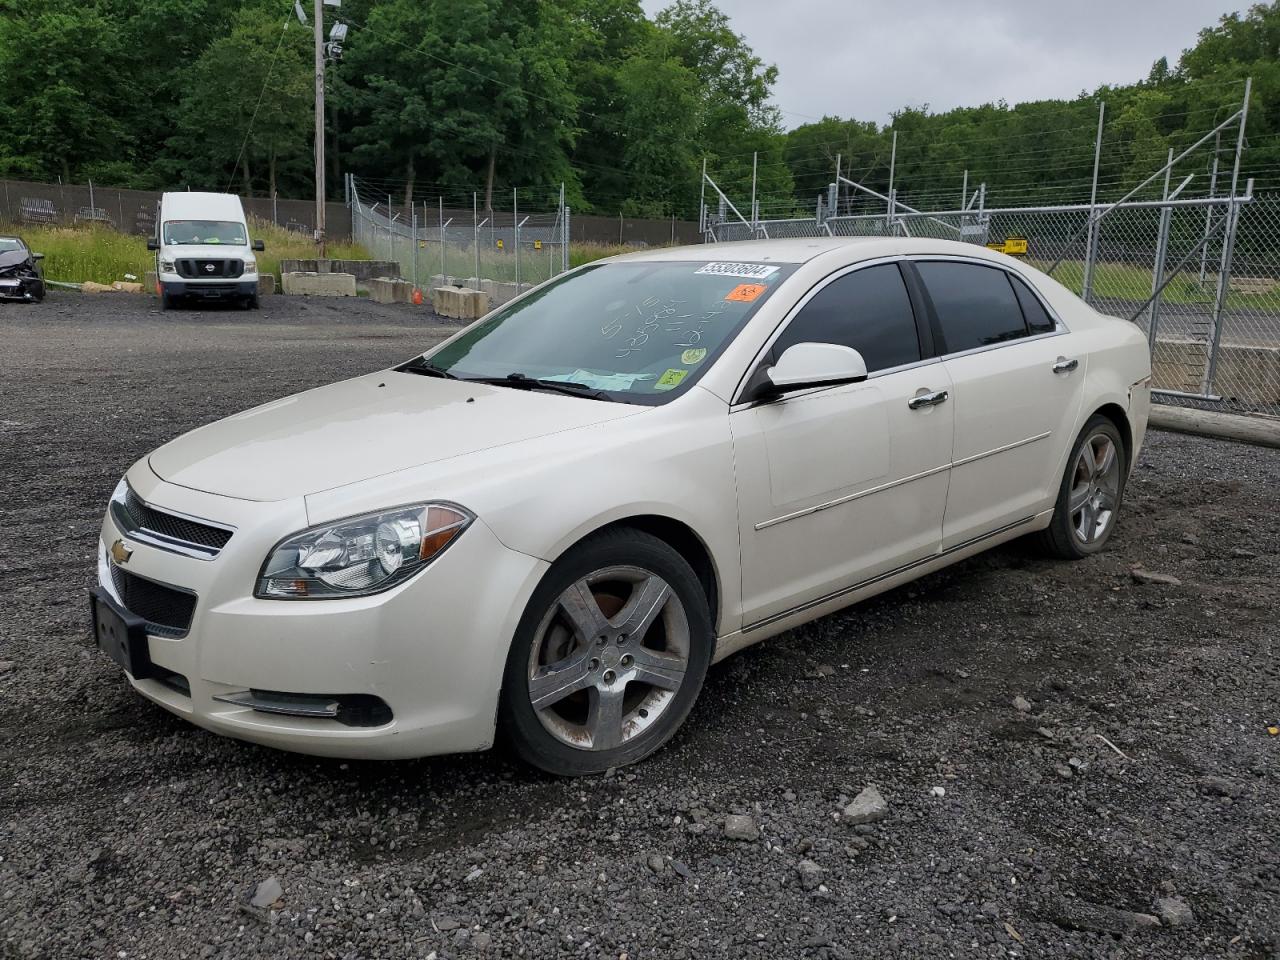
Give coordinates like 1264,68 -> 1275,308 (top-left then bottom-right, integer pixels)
2,293 -> 1278,960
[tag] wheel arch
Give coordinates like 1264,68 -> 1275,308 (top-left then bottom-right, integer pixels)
1092,401 -> 1133,472
554,514 -> 722,635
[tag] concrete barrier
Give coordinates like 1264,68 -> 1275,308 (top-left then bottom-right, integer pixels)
429,275 -> 524,307
1153,339 -> 1280,407
281,272 -> 357,297
257,274 -> 276,296
431,285 -> 489,320
280,259 -> 401,282
368,277 -> 414,304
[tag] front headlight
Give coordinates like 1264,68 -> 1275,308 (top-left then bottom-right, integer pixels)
160,259 -> 175,272
255,503 -> 473,600
242,258 -> 257,272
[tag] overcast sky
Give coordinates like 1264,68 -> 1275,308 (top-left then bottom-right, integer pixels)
642,1 -> 1241,128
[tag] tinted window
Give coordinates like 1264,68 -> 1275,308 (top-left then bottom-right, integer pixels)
917,262 -> 1028,353
772,264 -> 920,372
1009,273 -> 1056,335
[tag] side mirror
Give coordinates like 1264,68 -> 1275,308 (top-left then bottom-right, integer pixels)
146,239 -> 159,251
32,252 -> 44,261
252,239 -> 265,252
748,342 -> 869,401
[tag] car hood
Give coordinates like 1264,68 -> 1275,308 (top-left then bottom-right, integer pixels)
148,371 -> 643,501
0,250 -> 32,271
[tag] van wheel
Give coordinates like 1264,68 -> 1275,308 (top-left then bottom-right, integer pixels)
1036,414 -> 1127,560
499,529 -> 712,776
160,291 -> 177,310
246,296 -> 260,310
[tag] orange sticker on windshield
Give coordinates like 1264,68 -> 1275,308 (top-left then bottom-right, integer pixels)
725,283 -> 766,303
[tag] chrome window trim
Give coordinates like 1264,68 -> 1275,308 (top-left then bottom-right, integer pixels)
730,254 -> 926,407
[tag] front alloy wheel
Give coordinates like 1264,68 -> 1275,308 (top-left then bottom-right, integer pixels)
500,530 -> 712,775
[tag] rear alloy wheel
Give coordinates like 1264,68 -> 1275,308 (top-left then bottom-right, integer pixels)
1036,414 -> 1127,560
500,530 -> 711,775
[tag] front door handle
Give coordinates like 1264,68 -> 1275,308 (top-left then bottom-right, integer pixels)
908,389 -> 949,410
1053,357 -> 1079,374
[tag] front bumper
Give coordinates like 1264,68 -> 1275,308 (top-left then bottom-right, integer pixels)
95,462 -> 548,759
161,279 -> 258,300
0,274 -> 44,300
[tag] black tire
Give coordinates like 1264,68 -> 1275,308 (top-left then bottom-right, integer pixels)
499,528 -> 713,776
247,295 -> 261,310
1035,414 -> 1128,560
160,291 -> 177,310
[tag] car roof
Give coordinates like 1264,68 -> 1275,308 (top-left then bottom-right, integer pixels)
608,236 -> 1015,267
160,192 -> 247,221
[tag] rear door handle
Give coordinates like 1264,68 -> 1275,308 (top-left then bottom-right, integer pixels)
1053,357 -> 1079,374
908,389 -> 949,410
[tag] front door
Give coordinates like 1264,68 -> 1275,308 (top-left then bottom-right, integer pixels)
730,261 -> 954,628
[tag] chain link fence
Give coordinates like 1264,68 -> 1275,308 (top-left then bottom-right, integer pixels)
350,178 -> 569,306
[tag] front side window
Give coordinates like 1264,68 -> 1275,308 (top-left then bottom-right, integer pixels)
423,260 -> 795,404
162,220 -> 247,245
917,261 -> 1028,353
771,263 -> 921,372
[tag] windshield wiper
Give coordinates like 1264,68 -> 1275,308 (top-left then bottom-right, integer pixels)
461,373 -> 617,402
398,356 -> 458,379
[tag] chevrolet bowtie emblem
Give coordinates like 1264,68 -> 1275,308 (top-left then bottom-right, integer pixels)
110,539 -> 133,565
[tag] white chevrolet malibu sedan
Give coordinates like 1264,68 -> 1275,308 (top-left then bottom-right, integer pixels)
92,237 -> 1151,775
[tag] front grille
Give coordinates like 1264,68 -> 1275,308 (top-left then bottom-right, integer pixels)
120,487 -> 233,554
175,258 -> 243,279
110,565 -> 196,637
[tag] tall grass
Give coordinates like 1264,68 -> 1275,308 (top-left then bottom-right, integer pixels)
1,219 -> 370,285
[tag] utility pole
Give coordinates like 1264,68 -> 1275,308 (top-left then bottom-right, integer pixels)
313,0 -> 327,258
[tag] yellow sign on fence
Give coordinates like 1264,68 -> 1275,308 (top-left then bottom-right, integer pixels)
496,239 -> 504,250
986,235 -> 1029,256
534,240 -> 542,250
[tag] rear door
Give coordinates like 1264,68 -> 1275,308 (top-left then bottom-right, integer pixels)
911,259 -> 1085,549
730,260 -> 954,628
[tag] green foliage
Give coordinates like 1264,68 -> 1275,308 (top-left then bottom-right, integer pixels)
0,1 -> 1274,220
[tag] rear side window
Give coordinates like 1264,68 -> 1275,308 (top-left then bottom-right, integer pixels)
772,264 -> 921,373
1008,273 -> 1056,335
917,261 -> 1028,353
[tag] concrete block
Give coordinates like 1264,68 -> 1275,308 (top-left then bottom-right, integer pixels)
368,277 -> 414,304
257,274 -> 276,296
431,285 -> 489,320
281,271 -> 356,297
144,271 -> 158,293
281,259 -> 401,282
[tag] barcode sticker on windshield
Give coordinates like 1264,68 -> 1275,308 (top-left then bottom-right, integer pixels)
695,262 -> 780,280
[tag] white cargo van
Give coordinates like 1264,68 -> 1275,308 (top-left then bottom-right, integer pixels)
149,192 -> 264,309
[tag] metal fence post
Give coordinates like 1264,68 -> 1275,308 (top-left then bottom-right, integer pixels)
1200,132 -> 1221,286
563,206 -> 571,274
1146,147 -> 1175,345
1082,101 -> 1106,302
513,187 -> 520,291
438,197 -> 445,284
1205,77 -> 1252,395
473,192 -> 480,287
886,130 -> 897,231
411,206 -> 418,292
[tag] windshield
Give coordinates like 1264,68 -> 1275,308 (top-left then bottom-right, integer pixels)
162,220 -> 247,245
422,259 -> 795,404
0,238 -> 25,253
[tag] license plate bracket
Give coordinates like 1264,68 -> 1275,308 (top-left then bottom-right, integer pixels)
90,587 -> 152,678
